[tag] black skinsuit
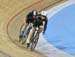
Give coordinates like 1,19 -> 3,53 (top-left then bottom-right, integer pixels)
26,12 -> 48,34
26,11 -> 37,24
33,15 -> 48,34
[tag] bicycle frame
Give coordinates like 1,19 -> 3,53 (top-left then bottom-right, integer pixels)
30,27 -> 40,51
34,27 -> 39,37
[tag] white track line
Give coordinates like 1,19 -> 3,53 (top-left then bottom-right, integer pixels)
35,0 -> 75,57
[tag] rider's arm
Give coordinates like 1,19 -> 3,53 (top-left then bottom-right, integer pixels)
22,13 -> 30,32
43,17 -> 48,34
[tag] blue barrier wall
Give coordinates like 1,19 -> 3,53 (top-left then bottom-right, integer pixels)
45,4 -> 75,54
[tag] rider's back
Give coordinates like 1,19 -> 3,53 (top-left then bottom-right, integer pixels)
26,10 -> 37,24
26,12 -> 33,23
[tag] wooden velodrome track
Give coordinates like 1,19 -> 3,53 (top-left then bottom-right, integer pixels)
0,0 -> 67,57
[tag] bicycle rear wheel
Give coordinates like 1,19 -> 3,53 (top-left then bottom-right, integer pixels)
22,28 -> 31,44
19,31 -> 24,42
22,36 -> 27,44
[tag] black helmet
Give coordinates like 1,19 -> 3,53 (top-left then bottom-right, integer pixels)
32,10 -> 37,16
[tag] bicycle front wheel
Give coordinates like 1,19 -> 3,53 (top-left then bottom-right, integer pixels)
30,32 -> 39,51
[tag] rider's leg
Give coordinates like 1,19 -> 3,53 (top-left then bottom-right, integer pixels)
24,24 -> 28,31
26,27 -> 35,44
25,25 -> 43,39
23,24 -> 29,36
39,25 -> 43,33
26,27 -> 35,48
20,23 -> 28,35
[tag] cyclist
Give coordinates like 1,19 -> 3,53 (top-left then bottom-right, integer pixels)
19,10 -> 37,38
26,11 -> 48,48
